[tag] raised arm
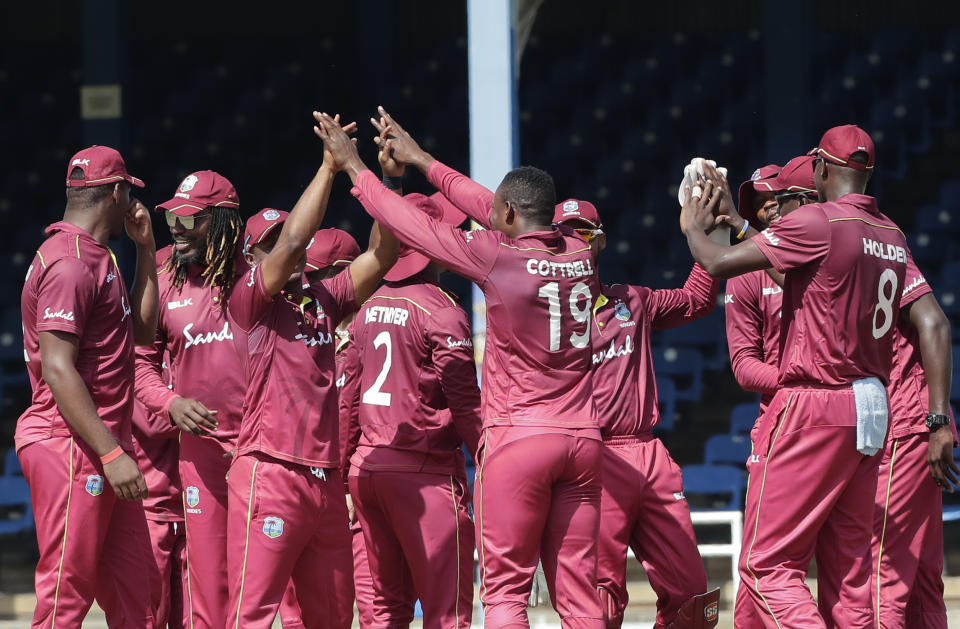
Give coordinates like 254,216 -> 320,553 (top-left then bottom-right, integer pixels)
372,106 -> 494,228
347,219 -> 400,305
649,265 -> 719,330
258,112 -> 356,297
680,180 -> 772,279
125,199 -> 159,345
318,113 -> 496,286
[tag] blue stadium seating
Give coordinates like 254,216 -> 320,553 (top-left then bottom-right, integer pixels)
4,448 -> 22,477
704,434 -> 751,467
0,476 -> 33,536
660,309 -> 728,371
653,346 -> 703,402
655,376 -> 677,433
730,402 -> 760,435
681,464 -> 746,511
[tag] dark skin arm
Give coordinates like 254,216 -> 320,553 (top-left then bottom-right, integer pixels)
904,293 -> 959,490
679,179 -> 772,279
125,200 -> 159,345
700,161 -> 786,286
40,330 -> 148,500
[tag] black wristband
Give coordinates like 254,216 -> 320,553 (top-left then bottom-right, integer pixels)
382,174 -> 403,190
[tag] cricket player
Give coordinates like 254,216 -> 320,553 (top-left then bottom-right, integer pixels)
872,267 -> 956,628
134,169 -> 271,629
553,199 -> 721,628
301,227 -> 377,628
680,125 -> 919,627
225,112 -> 398,628
326,107 -> 604,629
17,146 -> 159,627
348,191 -> 481,629
132,247 -> 187,628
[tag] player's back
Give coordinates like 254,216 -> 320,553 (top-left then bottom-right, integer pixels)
481,225 -> 600,428
773,194 -> 907,387
352,280 -> 475,455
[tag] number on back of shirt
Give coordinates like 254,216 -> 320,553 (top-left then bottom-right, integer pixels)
872,268 -> 898,339
537,281 -> 592,351
362,331 -> 393,406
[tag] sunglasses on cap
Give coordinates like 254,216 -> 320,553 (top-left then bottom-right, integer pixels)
165,209 -> 211,230
575,228 -> 604,242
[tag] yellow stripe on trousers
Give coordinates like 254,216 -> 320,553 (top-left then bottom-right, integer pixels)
745,393 -> 793,629
233,460 -> 259,629
51,438 -> 75,628
875,438 -> 899,629
450,476 -> 461,629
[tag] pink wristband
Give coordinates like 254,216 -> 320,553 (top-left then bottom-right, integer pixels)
100,446 -> 124,465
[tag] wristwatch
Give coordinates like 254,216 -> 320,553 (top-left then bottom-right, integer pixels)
925,413 -> 951,432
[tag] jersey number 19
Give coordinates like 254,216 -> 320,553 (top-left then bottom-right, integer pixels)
538,281 -> 592,351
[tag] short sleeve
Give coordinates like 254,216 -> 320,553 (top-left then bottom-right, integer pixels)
900,248 -> 932,308
35,257 -> 98,336
750,205 -> 831,273
228,264 -> 274,332
316,268 -> 357,326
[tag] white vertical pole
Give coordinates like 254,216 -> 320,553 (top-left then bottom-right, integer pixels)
467,0 -> 517,370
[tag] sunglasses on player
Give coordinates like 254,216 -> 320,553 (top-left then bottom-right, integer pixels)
774,192 -> 815,207
165,209 -> 211,230
575,228 -> 604,242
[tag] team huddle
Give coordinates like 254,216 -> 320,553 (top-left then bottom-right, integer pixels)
14,105 -> 957,629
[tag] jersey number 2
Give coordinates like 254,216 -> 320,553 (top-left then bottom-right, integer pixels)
538,281 -> 592,351
362,331 -> 393,406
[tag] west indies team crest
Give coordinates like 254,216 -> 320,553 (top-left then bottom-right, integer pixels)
263,516 -> 284,539
85,474 -> 104,497
614,300 -> 631,321
186,486 -> 200,508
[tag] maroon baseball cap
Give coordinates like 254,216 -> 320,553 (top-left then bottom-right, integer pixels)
156,171 -> 240,216
808,124 -> 875,171
243,208 -> 289,253
771,155 -> 817,195
305,228 -> 362,271
65,145 -> 144,188
385,193 -> 467,282
737,164 -> 781,225
553,199 -> 602,229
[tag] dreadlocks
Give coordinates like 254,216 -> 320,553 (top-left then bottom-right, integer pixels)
167,206 -> 243,297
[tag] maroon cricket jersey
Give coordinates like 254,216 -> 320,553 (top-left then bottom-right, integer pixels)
351,168 -> 600,430
16,222 -> 135,452
134,255 -> 246,442
751,194 -> 908,387
336,326 -> 362,483
724,270 -> 782,410
350,279 -> 482,474
590,266 -> 717,437
228,264 -> 355,467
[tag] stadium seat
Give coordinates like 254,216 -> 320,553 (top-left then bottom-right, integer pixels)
704,434 -> 751,467
952,346 -> 960,403
917,204 -> 960,234
4,448 -> 22,477
660,309 -> 727,371
0,476 -> 33,536
681,464 -> 745,510
730,402 -> 760,435
653,346 -> 703,402
655,375 -> 677,432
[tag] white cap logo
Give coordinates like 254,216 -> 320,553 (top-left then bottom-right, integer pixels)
561,200 -> 580,216
72,158 -> 90,166
307,236 -> 315,250
179,174 -> 199,193
263,209 -> 280,221
751,168 -> 762,181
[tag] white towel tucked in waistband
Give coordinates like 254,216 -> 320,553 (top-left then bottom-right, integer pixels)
852,377 -> 889,456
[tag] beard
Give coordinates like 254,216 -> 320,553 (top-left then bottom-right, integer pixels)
172,241 -> 206,266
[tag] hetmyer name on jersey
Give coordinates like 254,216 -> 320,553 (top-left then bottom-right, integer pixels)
365,305 -> 410,327
862,238 -> 906,263
525,257 -> 594,278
